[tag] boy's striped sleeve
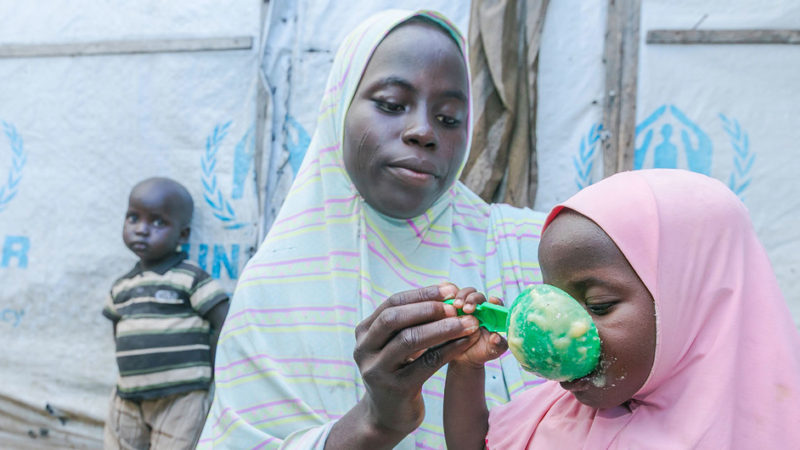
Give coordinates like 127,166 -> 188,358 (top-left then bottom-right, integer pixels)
190,272 -> 228,316
102,291 -> 121,321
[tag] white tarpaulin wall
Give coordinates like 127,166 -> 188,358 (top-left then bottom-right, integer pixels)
1,0 -> 798,447
0,1 -> 468,448
0,1 -> 261,447
534,0 -> 800,326
636,0 -> 800,325
262,0 -> 800,326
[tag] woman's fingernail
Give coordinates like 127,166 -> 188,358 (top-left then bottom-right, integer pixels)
439,283 -> 457,299
460,316 -> 478,332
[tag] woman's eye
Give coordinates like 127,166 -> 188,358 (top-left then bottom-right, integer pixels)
374,100 -> 404,113
436,115 -> 460,127
586,303 -> 614,315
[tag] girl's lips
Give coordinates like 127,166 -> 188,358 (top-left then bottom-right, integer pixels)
130,242 -> 148,251
560,377 -> 591,392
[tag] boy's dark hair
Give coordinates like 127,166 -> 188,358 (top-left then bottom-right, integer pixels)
132,177 -> 194,227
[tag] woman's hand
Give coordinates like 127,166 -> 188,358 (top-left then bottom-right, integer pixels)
449,287 -> 508,369
326,283 -> 480,449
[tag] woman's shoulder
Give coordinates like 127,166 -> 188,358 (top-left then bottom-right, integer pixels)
489,203 -> 548,222
489,204 -> 548,238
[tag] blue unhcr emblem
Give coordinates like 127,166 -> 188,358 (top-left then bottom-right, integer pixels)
0,121 -> 25,213
573,123 -> 602,190
575,105 -> 754,199
635,105 -> 712,175
202,122 -> 255,229
719,114 -> 754,196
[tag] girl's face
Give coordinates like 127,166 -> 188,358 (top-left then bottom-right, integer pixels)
539,210 -> 657,409
343,20 -> 469,219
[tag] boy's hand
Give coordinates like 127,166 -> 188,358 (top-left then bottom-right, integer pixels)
449,287 -> 508,369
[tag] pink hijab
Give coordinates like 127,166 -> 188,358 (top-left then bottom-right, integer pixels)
487,169 -> 800,449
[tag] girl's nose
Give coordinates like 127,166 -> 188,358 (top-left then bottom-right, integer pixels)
402,110 -> 436,149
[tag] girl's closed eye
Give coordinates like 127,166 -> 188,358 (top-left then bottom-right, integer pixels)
583,285 -> 621,316
585,301 -> 616,316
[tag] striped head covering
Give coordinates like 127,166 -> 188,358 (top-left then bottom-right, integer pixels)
199,9 -> 545,449
486,169 -> 800,449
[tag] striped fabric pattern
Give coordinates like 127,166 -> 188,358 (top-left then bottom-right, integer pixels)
199,9 -> 546,450
104,252 -> 228,400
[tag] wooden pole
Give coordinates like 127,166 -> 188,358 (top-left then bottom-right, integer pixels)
617,0 -> 640,172
647,29 -> 800,45
602,0 -> 640,176
0,37 -> 253,58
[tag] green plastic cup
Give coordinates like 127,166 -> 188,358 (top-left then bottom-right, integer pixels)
445,284 -> 601,381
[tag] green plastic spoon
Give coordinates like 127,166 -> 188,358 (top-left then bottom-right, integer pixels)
443,299 -> 508,333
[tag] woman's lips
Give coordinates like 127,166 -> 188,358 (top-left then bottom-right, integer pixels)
387,165 -> 437,186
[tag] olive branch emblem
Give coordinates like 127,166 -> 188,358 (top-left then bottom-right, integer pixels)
0,121 -> 25,213
575,111 -> 755,199
573,123 -> 602,189
202,122 -> 246,230
719,114 -> 754,198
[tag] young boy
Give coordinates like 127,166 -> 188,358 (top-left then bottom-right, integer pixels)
102,177 -> 229,449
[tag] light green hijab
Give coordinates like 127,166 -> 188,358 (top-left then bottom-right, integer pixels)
199,9 -> 545,449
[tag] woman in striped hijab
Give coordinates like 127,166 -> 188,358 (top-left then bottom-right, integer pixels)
199,9 -> 544,449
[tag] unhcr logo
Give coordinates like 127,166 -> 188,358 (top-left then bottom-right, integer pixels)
201,121 -> 255,229
575,105 -> 755,199
0,121 -> 25,213
1,120 -> 29,271
635,105 -> 713,175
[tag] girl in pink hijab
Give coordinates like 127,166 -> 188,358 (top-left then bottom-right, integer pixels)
444,169 -> 800,449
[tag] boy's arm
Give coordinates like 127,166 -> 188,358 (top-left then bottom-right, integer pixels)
103,291 -> 121,337
205,299 -> 230,368
444,361 -> 489,450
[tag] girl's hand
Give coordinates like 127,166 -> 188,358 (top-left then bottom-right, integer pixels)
449,287 -> 508,369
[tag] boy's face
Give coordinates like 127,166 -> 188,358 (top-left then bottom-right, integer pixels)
122,183 -> 190,267
342,20 -> 469,219
539,211 -> 656,409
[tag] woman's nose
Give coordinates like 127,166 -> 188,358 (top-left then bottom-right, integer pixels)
402,110 -> 436,149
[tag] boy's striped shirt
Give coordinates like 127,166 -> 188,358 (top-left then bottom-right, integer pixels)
103,251 -> 228,400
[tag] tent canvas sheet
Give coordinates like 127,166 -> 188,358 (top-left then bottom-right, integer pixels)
1,0 -> 798,447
